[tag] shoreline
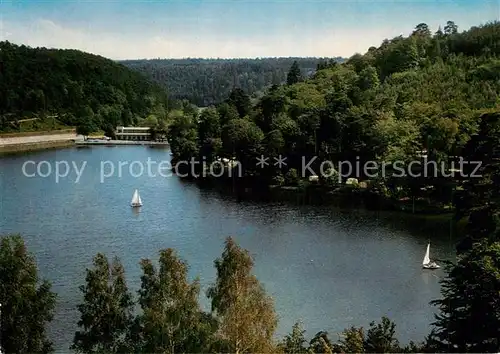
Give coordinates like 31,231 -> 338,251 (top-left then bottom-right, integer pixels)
0,132 -> 170,155
0,129 -> 76,138
75,139 -> 169,146
0,131 -> 80,155
0,139 -> 76,155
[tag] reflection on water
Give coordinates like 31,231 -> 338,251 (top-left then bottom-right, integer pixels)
131,207 -> 141,216
0,146 -> 456,352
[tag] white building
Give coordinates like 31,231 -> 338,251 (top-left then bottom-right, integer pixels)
115,127 -> 152,141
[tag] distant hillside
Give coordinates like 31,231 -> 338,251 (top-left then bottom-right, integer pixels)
120,57 -> 345,106
0,41 -> 171,133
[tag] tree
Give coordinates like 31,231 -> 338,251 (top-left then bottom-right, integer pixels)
198,107 -> 222,161
280,321 -> 307,353
0,41 -> 171,134
168,114 -> 199,164
338,326 -> 365,353
358,66 -> 380,90
285,168 -> 299,186
103,124 -> 116,139
454,112 -> 500,253
429,241 -> 500,352
287,61 -> 302,85
364,317 -> 400,353
435,26 -> 444,37
207,237 -> 278,353
444,21 -> 458,35
72,254 -> 134,353
308,331 -> 333,353
76,122 -> 95,140
217,102 -> 240,126
221,118 -> 264,169
134,249 -> 215,353
226,88 -> 251,119
142,114 -> 158,128
413,23 -> 431,37
0,234 -> 57,354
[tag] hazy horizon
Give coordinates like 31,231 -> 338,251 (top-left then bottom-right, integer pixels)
1,0 -> 499,60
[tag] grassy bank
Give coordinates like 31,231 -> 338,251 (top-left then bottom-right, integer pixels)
0,140 -> 75,155
0,129 -> 76,138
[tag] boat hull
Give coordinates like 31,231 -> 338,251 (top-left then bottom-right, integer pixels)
423,262 -> 440,270
131,203 -> 142,207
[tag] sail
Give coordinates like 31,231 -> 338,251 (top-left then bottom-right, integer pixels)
423,243 -> 431,265
131,189 -> 141,205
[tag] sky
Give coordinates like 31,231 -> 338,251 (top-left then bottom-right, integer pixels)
0,0 -> 498,60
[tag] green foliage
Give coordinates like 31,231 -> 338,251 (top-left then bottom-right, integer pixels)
168,114 -> 199,162
207,237 -> 278,353
339,326 -> 365,353
221,118 -> 264,160
280,321 -> 307,353
226,88 -> 251,118
285,168 -> 299,186
454,111 -> 500,253
72,254 -> 134,353
272,173 -> 285,186
217,102 -> 240,126
198,107 -> 222,161
430,242 -> 500,352
0,234 -> 57,354
104,124 -> 117,139
141,115 -> 158,128
308,331 -> 333,353
364,317 -> 400,353
321,167 -> 339,187
76,121 -> 97,138
121,58 -> 344,106
287,61 -> 303,85
134,249 -> 214,353
163,21 -> 500,206
0,41 -> 171,132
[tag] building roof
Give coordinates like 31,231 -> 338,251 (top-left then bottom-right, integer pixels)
116,126 -> 151,130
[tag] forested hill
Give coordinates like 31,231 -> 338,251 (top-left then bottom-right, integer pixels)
120,57 -> 344,106
0,41 -> 171,134
169,20 -> 500,195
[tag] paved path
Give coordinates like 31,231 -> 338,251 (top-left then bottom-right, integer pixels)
0,133 -> 81,146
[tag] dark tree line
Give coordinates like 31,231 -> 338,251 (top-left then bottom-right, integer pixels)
121,57 -> 344,107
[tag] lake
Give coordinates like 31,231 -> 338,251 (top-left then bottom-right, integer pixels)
0,146 -> 457,352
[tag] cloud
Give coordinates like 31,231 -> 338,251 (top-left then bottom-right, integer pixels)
1,18 -> 404,59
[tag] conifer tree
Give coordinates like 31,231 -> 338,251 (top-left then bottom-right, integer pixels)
287,61 -> 302,85
429,242 -> 500,352
280,321 -> 307,353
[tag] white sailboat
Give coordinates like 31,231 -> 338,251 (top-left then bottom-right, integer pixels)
131,189 -> 142,207
422,242 -> 440,269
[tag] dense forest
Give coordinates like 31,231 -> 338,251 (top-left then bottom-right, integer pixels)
0,41 -> 172,135
121,57 -> 344,106
168,21 -> 500,214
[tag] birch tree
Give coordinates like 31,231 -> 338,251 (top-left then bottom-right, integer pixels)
207,237 -> 278,353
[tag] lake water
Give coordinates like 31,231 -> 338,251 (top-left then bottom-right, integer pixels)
0,146 -> 457,351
